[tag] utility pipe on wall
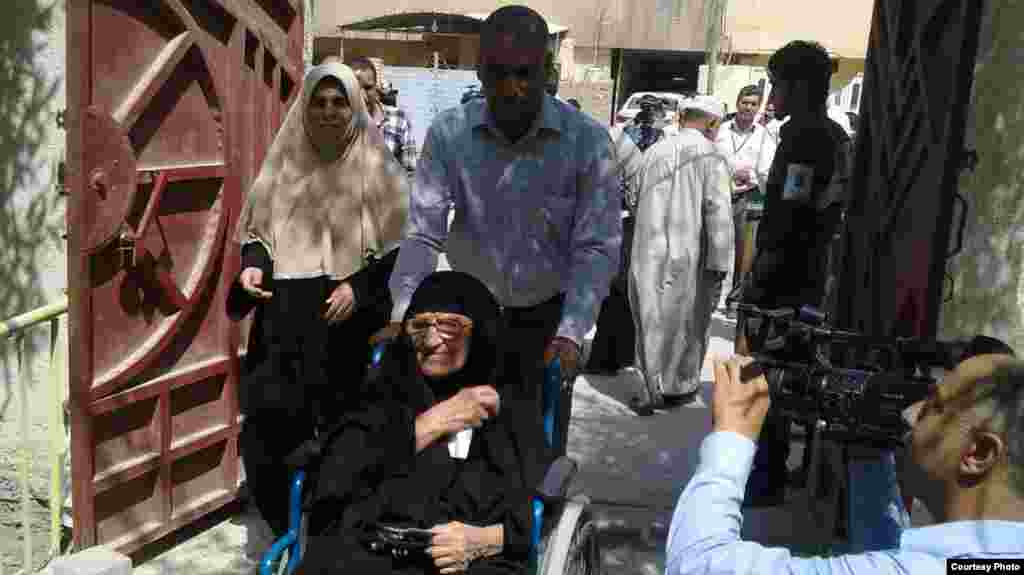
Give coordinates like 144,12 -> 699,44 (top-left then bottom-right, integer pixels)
705,0 -> 725,95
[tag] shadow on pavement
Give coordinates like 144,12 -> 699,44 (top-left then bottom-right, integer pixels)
130,500 -> 271,575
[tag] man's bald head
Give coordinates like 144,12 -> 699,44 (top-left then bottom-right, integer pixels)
957,356 -> 1024,494
933,354 -> 1024,495
902,352 -> 1024,520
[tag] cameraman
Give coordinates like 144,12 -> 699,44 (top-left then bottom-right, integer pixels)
731,40 -> 854,505
665,352 -> 1024,574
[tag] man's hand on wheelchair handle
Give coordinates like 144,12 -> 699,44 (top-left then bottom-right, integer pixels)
712,356 -> 771,441
544,336 -> 581,381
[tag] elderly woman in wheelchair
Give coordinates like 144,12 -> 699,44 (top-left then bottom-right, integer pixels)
288,271 -> 568,574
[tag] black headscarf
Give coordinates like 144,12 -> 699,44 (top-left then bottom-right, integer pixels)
370,271 -> 504,411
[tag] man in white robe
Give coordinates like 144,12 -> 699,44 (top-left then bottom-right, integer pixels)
628,95 -> 734,409
588,98 -> 668,375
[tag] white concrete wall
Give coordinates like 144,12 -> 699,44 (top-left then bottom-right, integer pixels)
938,1 -> 1024,353
0,0 -> 68,416
0,0 -> 69,571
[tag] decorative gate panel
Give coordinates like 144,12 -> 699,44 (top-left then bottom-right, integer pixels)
836,0 -> 982,339
66,0 -> 302,553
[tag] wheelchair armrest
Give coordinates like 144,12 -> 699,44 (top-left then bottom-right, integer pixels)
528,457 -> 578,567
537,456 -> 577,501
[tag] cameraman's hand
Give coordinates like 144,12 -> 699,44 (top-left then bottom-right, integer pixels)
712,356 -> 771,441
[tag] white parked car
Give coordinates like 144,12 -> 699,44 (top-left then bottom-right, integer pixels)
613,92 -> 688,130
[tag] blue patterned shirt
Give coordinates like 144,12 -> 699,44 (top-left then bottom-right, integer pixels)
388,96 -> 622,345
377,104 -> 417,174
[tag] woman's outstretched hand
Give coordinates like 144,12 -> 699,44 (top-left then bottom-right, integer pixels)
239,267 -> 272,299
428,522 -> 503,574
324,282 -> 356,324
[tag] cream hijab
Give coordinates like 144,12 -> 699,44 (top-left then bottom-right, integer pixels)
236,63 -> 409,280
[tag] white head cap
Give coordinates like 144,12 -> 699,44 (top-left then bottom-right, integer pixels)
682,95 -> 726,120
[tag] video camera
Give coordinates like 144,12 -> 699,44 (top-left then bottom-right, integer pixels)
738,304 -> 972,448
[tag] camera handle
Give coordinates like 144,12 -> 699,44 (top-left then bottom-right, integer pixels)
805,419 -> 829,542
804,417 -> 848,549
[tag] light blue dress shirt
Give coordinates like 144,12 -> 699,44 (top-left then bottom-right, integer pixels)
666,431 -> 1024,575
388,96 -> 622,345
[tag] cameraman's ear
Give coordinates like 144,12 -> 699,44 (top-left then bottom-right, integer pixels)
960,431 -> 1005,478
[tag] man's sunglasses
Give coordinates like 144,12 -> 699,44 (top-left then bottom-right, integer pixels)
405,313 -> 473,342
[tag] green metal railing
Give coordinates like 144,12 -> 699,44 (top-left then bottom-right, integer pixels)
1,296 -> 69,575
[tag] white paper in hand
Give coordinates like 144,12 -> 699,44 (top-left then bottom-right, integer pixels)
447,428 -> 474,459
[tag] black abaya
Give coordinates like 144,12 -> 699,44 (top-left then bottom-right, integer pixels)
294,271 -> 552,575
586,214 -> 636,373
228,243 -> 398,537
295,396 -> 546,575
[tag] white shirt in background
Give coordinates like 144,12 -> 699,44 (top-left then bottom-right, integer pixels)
714,119 -> 776,192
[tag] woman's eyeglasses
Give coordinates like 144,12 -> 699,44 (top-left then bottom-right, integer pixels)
406,313 -> 473,343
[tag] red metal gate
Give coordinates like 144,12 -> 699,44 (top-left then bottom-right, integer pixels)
66,0 -> 302,553
836,0 -> 982,339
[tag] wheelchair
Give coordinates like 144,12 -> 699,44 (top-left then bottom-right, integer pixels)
259,342 -> 601,575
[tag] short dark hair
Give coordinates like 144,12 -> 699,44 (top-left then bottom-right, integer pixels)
768,40 -> 833,101
348,57 -> 377,80
737,84 -> 762,103
481,5 -> 549,50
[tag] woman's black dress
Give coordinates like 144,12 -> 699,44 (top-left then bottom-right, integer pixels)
294,394 -> 548,575
289,270 -> 552,574
227,242 -> 398,537
585,207 -> 636,374
291,300 -> 551,575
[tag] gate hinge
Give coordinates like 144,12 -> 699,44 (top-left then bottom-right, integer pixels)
56,159 -> 68,195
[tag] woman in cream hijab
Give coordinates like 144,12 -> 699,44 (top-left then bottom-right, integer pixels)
228,62 -> 409,537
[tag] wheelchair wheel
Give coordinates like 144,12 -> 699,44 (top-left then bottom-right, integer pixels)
539,495 -> 601,575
